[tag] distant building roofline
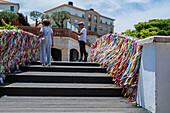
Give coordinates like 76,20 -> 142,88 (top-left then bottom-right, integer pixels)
0,0 -> 20,11
44,4 -> 85,14
44,3 -> 115,21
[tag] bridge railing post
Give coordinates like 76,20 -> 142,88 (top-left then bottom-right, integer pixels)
136,36 -> 170,113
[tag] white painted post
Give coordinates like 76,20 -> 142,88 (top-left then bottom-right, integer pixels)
137,36 -> 170,113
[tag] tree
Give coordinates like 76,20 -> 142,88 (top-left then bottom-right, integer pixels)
41,14 -> 50,21
0,10 -> 19,24
51,23 -> 58,28
123,18 -> 170,39
157,30 -> 168,36
30,11 -> 42,27
51,11 -> 70,28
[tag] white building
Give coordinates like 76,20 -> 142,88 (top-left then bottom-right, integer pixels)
0,0 -> 19,12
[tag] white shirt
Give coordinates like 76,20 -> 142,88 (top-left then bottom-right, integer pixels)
40,26 -> 53,43
78,27 -> 87,43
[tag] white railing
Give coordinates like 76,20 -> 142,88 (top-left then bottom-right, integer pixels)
66,21 -> 78,32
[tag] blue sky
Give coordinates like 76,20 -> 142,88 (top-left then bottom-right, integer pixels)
8,0 -> 170,33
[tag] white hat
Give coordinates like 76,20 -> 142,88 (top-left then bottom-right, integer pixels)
78,21 -> 85,26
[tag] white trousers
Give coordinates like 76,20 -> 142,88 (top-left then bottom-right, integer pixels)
40,41 -> 52,64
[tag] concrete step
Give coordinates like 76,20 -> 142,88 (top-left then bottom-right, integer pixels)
20,65 -> 107,73
31,61 -> 100,67
5,72 -> 113,84
0,96 -> 149,113
0,83 -> 122,97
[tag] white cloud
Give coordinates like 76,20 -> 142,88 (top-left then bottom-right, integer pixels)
7,0 -> 70,24
6,0 -> 170,33
77,0 -> 121,15
125,0 -> 151,4
114,2 -> 170,33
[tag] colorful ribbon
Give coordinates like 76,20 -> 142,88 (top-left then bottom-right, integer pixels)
88,33 -> 142,102
0,29 -> 40,83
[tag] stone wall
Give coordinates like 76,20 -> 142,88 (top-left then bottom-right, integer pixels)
53,36 -> 91,61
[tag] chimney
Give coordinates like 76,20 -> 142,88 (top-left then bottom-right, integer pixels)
68,1 -> 73,6
90,8 -> 94,11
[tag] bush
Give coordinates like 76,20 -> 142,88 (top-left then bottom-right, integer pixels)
167,30 -> 170,35
0,19 -> 19,30
123,18 -> 170,39
157,30 -> 168,36
0,10 -> 19,23
51,23 -> 58,28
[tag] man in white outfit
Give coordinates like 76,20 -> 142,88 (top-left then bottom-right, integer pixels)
73,21 -> 87,62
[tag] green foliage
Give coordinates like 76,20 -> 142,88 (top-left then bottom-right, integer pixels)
30,11 -> 51,27
41,14 -> 50,21
0,19 -> 19,30
51,11 -> 70,28
0,10 -> 19,23
123,18 -> 170,39
51,23 -> 58,28
30,11 -> 42,21
157,30 -> 168,36
30,11 -> 43,27
167,30 -> 170,35
75,25 -> 80,31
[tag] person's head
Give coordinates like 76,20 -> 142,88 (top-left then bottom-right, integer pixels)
42,19 -> 50,26
78,21 -> 85,29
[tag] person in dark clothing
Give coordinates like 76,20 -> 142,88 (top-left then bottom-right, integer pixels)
72,21 -> 87,62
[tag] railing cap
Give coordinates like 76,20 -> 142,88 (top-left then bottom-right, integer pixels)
137,36 -> 170,46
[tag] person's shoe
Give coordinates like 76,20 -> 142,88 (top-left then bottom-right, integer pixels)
42,63 -> 46,66
78,59 -> 82,62
82,60 -> 87,62
47,64 -> 51,66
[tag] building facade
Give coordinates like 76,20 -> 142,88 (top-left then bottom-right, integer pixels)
44,2 -> 115,36
0,0 -> 19,12
0,0 -> 29,26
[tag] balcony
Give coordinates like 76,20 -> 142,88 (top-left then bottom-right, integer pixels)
18,26 -> 91,46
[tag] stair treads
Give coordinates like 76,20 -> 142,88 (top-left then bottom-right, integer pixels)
20,65 -> 106,73
6,71 -> 111,77
31,61 -> 100,66
0,96 -> 134,108
0,83 -> 121,89
26,65 -> 103,69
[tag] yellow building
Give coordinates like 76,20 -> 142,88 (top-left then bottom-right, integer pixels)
44,2 -> 115,36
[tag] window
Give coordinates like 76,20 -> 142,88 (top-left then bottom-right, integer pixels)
10,6 -> 14,11
100,26 -> 102,31
94,16 -> 97,23
88,15 -> 91,22
75,14 -> 78,16
74,19 -> 78,25
110,22 -> 113,26
100,19 -> 102,23
67,19 -> 71,23
110,28 -> 113,33
105,22 -> 107,24
94,25 -> 97,32
88,23 -> 91,30
82,14 -> 85,18
105,27 -> 108,32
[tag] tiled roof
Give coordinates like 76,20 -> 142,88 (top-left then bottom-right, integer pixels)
0,0 -> 16,4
